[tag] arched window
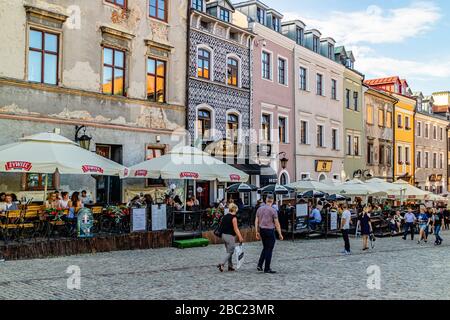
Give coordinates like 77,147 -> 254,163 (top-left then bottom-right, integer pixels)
227,57 -> 239,86
318,174 -> 327,182
226,113 -> 239,143
197,109 -> 211,140
197,49 -> 211,79
280,172 -> 288,186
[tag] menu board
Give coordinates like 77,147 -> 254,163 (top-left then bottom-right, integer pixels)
152,204 -> 167,231
131,208 -> 147,232
296,204 -> 308,217
330,210 -> 338,231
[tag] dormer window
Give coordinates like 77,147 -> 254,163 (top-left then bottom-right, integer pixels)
313,36 -> 319,53
296,27 -> 304,46
272,17 -> 280,32
257,7 -> 266,24
191,0 -> 203,11
327,44 -> 334,60
219,7 -> 230,22
345,58 -> 354,69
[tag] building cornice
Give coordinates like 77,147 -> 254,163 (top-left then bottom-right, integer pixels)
0,77 -> 185,112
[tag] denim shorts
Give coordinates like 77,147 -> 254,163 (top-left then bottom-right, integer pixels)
419,224 -> 427,231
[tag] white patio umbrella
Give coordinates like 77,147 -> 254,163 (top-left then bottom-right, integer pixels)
365,178 -> 403,193
0,132 -> 128,200
329,179 -> 387,197
387,180 -> 430,200
127,146 -> 249,207
128,146 -> 248,182
287,179 -> 334,193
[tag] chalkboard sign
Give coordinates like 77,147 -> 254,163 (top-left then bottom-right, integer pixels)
131,208 -> 147,232
77,208 -> 94,238
295,204 -> 309,231
330,210 -> 338,231
152,204 -> 167,231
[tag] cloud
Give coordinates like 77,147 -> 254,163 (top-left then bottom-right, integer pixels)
356,54 -> 450,81
283,1 -> 442,45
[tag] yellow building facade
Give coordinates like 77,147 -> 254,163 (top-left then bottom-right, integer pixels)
392,93 -> 416,184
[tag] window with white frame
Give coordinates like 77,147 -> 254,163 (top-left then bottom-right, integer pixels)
300,120 -> 308,144
353,136 -> 360,156
278,117 -> 287,143
433,125 -> 437,139
425,152 -> 429,168
316,73 -> 323,96
332,128 -> 338,150
433,152 -> 437,168
398,146 -> 403,164
440,153 -> 444,169
262,51 -> 271,80
299,67 -> 307,90
191,0 -> 203,11
317,125 -> 324,147
278,57 -> 287,85
331,79 -> 337,100
261,113 -> 271,141
405,147 -> 410,164
417,151 -> 422,168
417,121 -> 422,137
346,135 -> 352,156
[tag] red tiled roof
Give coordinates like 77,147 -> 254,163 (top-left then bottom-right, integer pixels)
364,76 -> 401,86
433,105 -> 450,113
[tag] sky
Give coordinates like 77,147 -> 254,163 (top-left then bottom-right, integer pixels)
238,0 -> 450,95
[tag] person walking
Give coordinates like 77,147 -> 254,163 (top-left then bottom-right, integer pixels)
217,204 -> 244,272
402,208 -> 416,241
417,207 -> 430,244
255,195 -> 283,274
432,209 -> 444,246
341,204 -> 352,255
360,206 -> 373,251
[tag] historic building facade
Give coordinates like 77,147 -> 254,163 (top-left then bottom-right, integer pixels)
335,47 -> 365,181
188,0 -> 254,204
363,86 -> 397,181
235,0 -> 296,186
365,77 -> 416,184
432,91 -> 450,191
283,20 -> 345,182
0,0 -> 187,203
413,93 -> 448,194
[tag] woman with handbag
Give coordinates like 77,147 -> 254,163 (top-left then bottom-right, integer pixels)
217,204 -> 244,272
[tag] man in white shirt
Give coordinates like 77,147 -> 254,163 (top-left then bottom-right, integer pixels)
80,190 -> 93,206
341,204 -> 352,255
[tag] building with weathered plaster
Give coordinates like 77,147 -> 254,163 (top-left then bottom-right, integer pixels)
234,0 -> 296,186
283,20 -> 345,182
188,0 -> 255,205
432,91 -> 450,191
365,77 -> 416,184
0,0 -> 187,203
413,93 -> 448,194
335,47 -> 365,181
363,86 -> 397,182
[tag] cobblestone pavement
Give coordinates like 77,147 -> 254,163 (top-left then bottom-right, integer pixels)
1,230 -> 450,300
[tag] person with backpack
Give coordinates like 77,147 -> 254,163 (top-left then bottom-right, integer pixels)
216,204 -> 244,272
432,208 -> 444,245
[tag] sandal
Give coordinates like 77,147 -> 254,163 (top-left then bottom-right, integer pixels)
217,264 -> 224,272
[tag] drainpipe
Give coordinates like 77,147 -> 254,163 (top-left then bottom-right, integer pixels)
393,100 -> 396,182
185,2 -> 191,147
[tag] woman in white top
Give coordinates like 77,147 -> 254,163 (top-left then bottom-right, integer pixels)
58,192 -> 70,210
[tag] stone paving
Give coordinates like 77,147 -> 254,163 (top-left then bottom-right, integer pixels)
0,230 -> 450,300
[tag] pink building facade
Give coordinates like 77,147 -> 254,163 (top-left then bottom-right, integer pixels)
236,1 -> 296,185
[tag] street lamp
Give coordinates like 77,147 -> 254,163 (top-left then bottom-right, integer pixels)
278,152 -> 289,170
75,125 -> 92,150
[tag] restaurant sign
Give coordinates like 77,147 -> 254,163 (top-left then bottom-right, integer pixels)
134,170 -> 148,177
5,161 -> 32,171
77,208 -> 94,238
82,165 -> 104,174
180,172 -> 199,179
315,160 -> 333,173
229,174 -> 241,181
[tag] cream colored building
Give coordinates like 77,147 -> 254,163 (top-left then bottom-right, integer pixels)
0,0 -> 187,203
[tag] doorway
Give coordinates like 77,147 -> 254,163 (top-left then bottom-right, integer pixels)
95,144 -> 123,205
196,181 -> 210,209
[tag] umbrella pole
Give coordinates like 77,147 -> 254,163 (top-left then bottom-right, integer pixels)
43,173 -> 48,203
